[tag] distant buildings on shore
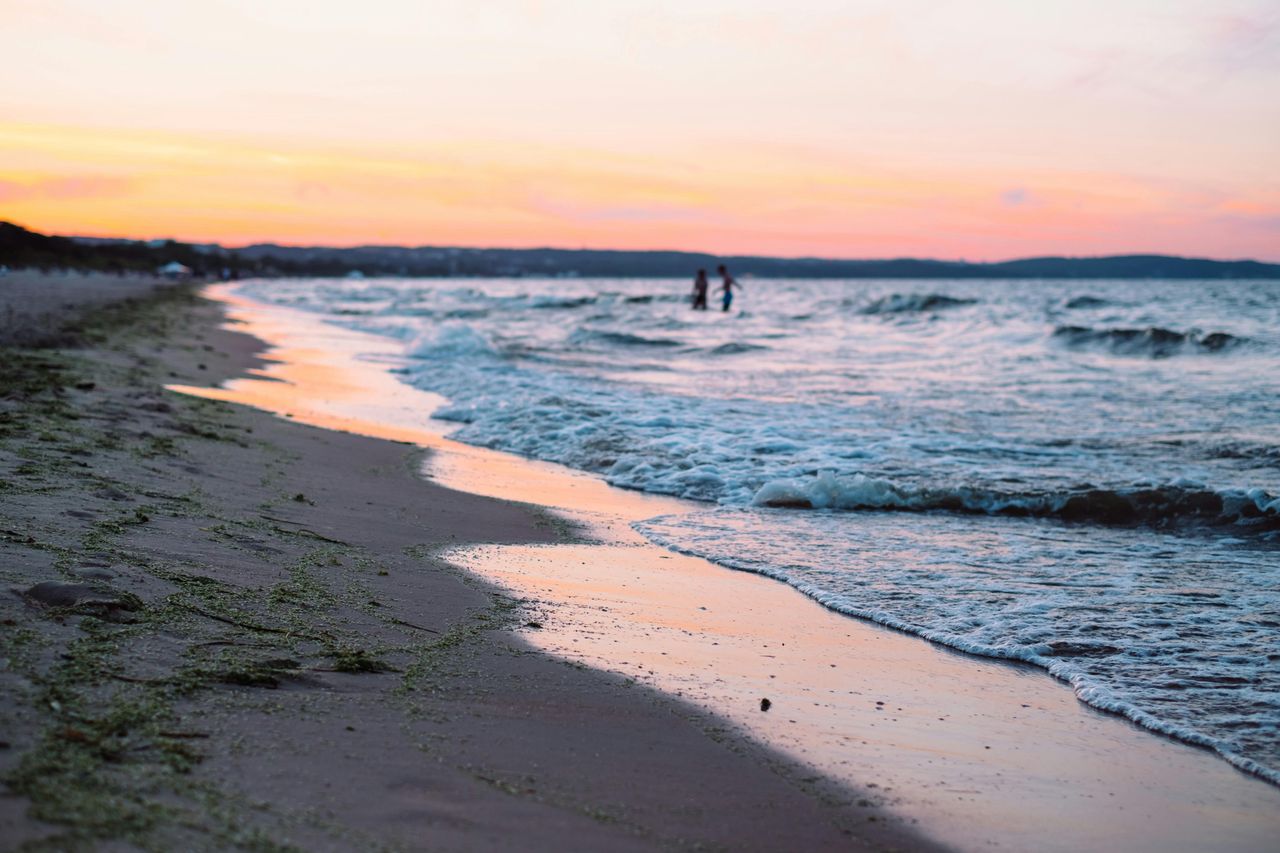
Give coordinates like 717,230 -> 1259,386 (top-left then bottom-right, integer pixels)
3,221 -> 1278,280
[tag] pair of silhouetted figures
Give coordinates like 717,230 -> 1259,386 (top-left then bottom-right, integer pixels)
692,265 -> 743,312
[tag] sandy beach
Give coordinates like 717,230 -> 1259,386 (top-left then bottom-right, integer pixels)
0,271 -> 179,348
0,279 -> 944,849
6,4 -> 1277,848
171,284 -> 1280,853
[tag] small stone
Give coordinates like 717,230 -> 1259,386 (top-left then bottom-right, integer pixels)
760,698 -> 772,712
22,581 -> 140,613
73,568 -> 116,581
94,486 -> 131,501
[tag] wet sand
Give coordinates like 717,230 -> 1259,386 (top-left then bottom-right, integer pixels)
0,279 -> 936,850
181,283 -> 1280,852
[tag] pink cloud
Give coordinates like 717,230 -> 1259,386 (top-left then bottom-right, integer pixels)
1208,7 -> 1280,72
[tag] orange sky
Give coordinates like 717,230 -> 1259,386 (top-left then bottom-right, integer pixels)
2,0 -> 1278,259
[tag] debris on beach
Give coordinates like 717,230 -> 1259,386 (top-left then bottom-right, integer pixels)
20,580 -> 141,615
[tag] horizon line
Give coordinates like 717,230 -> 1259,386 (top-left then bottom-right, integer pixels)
8,220 -> 1276,268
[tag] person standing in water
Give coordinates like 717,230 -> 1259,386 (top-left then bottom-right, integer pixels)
691,268 -> 709,310
716,264 -> 743,312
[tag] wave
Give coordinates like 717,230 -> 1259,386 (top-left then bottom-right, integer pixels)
1204,440 -> 1280,462
1053,325 -> 1245,357
752,471 -> 1280,533
626,293 -> 686,304
406,324 -> 498,358
706,342 -> 770,356
321,285 -> 399,302
442,308 -> 491,319
1064,295 -> 1113,309
861,293 -> 977,315
571,329 -> 683,348
529,295 -> 597,309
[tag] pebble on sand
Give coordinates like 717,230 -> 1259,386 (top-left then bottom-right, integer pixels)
21,580 -> 139,613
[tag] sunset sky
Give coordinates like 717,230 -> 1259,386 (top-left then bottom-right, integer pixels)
2,0 -> 1277,259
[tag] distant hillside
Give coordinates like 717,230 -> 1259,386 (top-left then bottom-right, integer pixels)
3,221 -> 1278,279
0,222 -> 249,278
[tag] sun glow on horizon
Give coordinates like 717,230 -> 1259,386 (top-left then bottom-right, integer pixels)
2,0 -> 1278,260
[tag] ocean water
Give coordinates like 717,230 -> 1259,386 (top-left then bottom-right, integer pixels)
237,276 -> 1280,783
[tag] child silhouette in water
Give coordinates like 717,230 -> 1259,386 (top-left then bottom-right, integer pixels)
716,264 -> 742,312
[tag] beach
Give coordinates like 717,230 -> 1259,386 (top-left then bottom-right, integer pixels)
0,279 -> 942,850
5,4 -> 1276,848
3,276 -> 1278,851
0,271 -> 181,348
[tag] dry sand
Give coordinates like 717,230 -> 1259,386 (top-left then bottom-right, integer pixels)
0,270 -> 180,347
0,280 -> 937,849
176,284 -> 1280,853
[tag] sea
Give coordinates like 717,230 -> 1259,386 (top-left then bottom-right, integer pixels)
236,275 -> 1280,784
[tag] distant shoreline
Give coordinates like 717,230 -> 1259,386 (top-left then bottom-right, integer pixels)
4,220 -> 1279,280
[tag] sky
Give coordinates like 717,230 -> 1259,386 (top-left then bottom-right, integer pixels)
1,0 -> 1278,259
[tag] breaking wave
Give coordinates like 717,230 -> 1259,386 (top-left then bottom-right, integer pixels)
707,341 -> 771,355
753,472 -> 1280,534
571,329 -> 684,348
406,324 -> 498,358
861,293 -> 977,314
529,295 -> 597,309
1053,325 -> 1245,357
1063,295 -> 1114,309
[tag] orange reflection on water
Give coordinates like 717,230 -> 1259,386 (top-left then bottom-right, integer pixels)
171,284 -> 686,522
